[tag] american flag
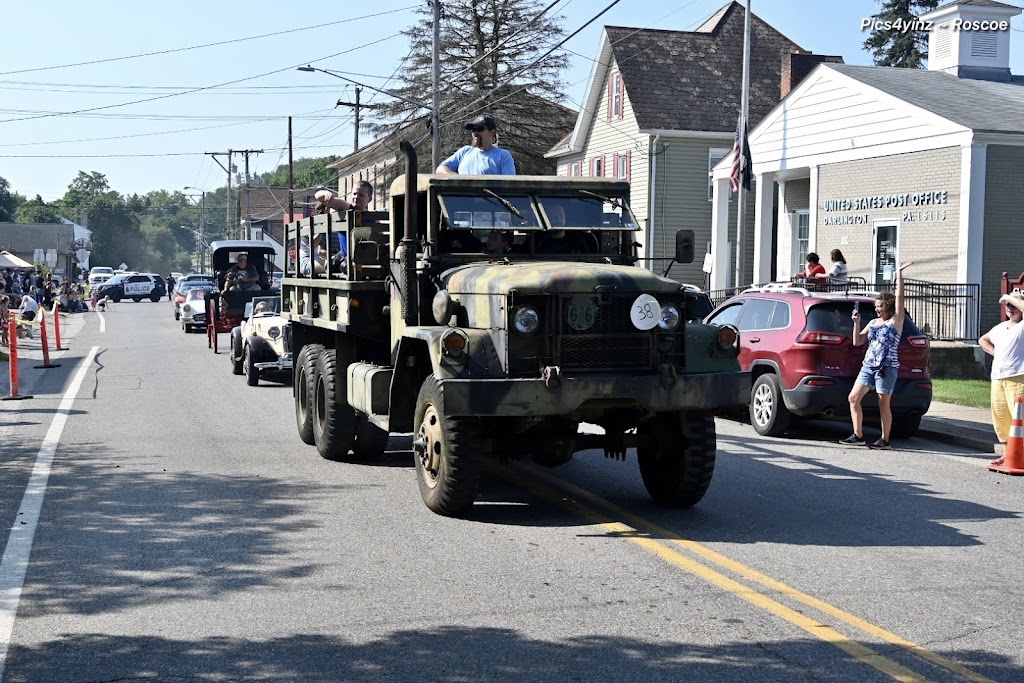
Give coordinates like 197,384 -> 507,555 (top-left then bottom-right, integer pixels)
730,113 -> 752,194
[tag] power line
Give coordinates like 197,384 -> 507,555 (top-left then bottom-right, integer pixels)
0,108 -> 335,147
0,32 -> 406,125
0,6 -> 418,77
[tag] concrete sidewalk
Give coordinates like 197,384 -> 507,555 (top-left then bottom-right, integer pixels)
920,401 -> 999,454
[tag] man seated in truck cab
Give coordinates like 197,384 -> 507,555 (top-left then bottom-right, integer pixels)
484,229 -> 512,255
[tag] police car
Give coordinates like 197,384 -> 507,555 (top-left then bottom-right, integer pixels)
95,273 -> 167,302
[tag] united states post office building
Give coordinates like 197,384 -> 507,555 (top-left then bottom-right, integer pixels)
710,0 -> 1024,333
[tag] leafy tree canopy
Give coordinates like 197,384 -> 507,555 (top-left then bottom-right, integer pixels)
0,175 -> 25,223
14,195 -> 62,224
863,0 -> 939,68
366,0 -> 575,176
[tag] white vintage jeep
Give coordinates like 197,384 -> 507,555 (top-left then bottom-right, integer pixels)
229,296 -> 292,386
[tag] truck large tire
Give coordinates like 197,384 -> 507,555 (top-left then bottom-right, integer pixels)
352,413 -> 389,461
413,375 -> 481,516
313,348 -> 357,461
637,412 -> 716,507
294,344 -> 323,446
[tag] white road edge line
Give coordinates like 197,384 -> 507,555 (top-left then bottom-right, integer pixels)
97,311 -> 105,333
0,345 -> 99,683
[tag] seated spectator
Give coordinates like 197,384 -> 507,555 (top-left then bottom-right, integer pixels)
793,252 -> 826,280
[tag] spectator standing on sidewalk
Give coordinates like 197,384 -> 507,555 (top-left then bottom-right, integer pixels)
979,291 -> 1024,464
840,261 -> 914,450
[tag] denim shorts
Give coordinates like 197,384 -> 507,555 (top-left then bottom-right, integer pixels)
857,366 -> 898,395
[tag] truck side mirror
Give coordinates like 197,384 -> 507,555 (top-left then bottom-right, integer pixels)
675,229 -> 695,264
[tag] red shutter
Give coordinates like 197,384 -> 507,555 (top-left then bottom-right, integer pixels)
626,151 -> 631,183
607,73 -> 614,121
617,75 -> 624,119
613,153 -> 619,178
588,158 -> 593,176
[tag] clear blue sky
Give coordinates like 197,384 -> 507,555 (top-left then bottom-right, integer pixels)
1,0 -> 1022,201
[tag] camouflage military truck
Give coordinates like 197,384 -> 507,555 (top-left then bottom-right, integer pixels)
281,141 -> 748,517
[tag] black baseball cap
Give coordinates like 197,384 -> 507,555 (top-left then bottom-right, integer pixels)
466,114 -> 497,130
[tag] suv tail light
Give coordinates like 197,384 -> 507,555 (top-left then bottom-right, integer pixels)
907,335 -> 929,348
796,330 -> 846,345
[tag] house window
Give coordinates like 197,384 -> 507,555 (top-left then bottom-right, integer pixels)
594,156 -> 603,177
612,151 -> 631,182
708,148 -> 730,200
792,211 -> 810,274
570,162 -> 581,177
608,72 -> 623,120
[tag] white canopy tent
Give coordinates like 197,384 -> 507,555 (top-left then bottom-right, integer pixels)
0,251 -> 33,269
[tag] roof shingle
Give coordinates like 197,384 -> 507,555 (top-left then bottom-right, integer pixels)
607,2 -> 802,132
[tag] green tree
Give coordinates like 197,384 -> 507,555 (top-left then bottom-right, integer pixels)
863,0 -> 939,68
59,171 -> 144,269
0,175 -> 25,222
14,194 -> 62,224
367,0 -> 574,175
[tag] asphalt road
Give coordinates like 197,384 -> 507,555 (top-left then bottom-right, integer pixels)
0,302 -> 1022,683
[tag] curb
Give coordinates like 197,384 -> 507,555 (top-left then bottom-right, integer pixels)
918,419 -> 996,454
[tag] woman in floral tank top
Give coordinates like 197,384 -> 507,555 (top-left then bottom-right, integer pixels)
839,261 -> 913,450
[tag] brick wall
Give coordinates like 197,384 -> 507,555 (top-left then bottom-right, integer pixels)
816,147 -> 961,284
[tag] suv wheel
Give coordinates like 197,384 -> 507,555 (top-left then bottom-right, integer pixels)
637,412 -> 716,507
890,414 -> 922,440
750,374 -> 792,437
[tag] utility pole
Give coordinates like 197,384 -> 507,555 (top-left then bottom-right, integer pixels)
237,149 -> 263,240
207,150 -> 233,239
337,88 -> 388,153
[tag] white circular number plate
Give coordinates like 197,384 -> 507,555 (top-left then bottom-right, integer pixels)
630,293 -> 660,330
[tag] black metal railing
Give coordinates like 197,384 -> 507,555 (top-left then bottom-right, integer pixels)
704,278 -> 980,342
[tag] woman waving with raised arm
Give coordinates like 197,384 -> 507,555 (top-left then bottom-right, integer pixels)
841,261 -> 913,450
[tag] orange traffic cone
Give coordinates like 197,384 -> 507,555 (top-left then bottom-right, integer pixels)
989,396 -> 1024,475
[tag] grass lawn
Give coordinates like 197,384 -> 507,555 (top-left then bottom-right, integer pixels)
931,378 -> 990,409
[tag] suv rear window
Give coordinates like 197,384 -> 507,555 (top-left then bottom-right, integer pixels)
806,302 -> 922,337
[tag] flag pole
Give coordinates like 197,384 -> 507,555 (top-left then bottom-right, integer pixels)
734,0 -> 752,289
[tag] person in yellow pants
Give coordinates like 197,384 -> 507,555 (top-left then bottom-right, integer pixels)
980,291 -> 1024,464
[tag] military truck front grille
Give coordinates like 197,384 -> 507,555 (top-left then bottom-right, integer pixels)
554,294 -> 654,372
558,334 -> 652,371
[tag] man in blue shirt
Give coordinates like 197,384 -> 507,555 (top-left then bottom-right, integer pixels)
436,114 -> 516,176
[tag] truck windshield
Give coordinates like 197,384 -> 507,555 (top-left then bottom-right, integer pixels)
536,194 -> 638,230
438,194 -> 538,230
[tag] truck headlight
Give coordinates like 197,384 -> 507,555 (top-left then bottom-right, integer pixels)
512,306 -> 540,334
658,304 -> 681,330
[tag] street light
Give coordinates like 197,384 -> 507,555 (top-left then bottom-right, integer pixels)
297,65 -> 441,170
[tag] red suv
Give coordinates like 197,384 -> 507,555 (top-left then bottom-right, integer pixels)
705,286 -> 932,438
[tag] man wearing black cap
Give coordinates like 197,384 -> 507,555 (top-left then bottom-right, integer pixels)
435,113 -> 516,176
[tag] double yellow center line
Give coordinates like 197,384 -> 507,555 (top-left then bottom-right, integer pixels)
493,464 -> 995,683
